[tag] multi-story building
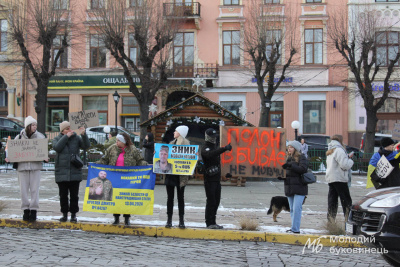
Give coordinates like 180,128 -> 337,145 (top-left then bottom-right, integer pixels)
20,0 -> 351,144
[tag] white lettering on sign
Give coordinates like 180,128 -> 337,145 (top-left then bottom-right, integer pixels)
375,155 -> 394,179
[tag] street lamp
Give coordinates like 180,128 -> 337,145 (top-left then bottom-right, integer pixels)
291,120 -> 300,141
113,91 -> 120,133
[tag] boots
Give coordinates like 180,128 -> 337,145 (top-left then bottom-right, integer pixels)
112,215 -> 120,225
59,212 -> 68,222
165,215 -> 172,228
23,209 -> 30,221
124,216 -> 130,226
29,210 -> 37,222
178,215 -> 185,229
70,213 -> 77,223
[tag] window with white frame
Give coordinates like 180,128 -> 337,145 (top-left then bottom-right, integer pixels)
303,101 -> 326,134
130,0 -> 143,6
266,30 -> 282,64
1,20 -> 8,52
305,29 -> 323,64
91,0 -> 104,9
223,30 -> 240,65
224,0 -> 239,5
90,34 -> 107,68
52,35 -> 68,68
53,0 -> 68,9
129,33 -> 140,65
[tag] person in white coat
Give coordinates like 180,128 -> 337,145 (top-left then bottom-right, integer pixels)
325,135 -> 354,222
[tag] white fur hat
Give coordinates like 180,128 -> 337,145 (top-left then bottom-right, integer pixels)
175,125 -> 189,138
24,116 -> 37,128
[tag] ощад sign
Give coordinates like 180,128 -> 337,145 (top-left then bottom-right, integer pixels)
48,75 -> 141,90
220,126 -> 286,178
7,139 -> 48,162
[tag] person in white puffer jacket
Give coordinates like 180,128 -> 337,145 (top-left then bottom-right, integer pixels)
325,135 -> 354,222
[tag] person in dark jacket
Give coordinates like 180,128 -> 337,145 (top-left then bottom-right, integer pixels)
280,140 -> 308,234
201,128 -> 232,229
143,132 -> 154,164
52,121 -> 90,223
370,137 -> 400,189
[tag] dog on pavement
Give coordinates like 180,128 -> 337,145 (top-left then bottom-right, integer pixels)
267,196 -> 307,222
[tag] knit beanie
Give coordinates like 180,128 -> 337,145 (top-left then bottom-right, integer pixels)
175,125 -> 189,138
287,140 -> 302,152
381,137 -> 394,148
24,116 -> 37,128
59,121 -> 71,132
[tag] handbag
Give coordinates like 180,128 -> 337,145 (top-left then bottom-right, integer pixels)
70,154 -> 84,169
301,169 -> 316,184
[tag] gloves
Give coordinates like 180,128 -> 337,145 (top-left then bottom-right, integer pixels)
282,162 -> 292,170
224,143 -> 232,151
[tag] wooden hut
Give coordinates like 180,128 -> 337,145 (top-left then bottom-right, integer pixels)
140,93 -> 254,185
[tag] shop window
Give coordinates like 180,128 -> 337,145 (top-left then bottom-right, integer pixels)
1,19 -> 8,52
306,0 -> 322,2
265,0 -> 280,3
90,34 -> 107,68
0,90 -> 7,107
224,0 -> 239,5
91,0 -> 104,9
122,96 -> 140,114
53,0 -> 68,9
52,35 -> 68,68
375,0 -> 399,2
46,97 -> 69,131
223,30 -> 240,65
220,101 -> 242,116
303,100 -> 326,134
130,0 -> 143,6
266,30 -> 282,64
376,32 -> 400,67
305,29 -> 323,64
122,117 -> 140,132
375,97 -> 400,112
83,96 -> 108,125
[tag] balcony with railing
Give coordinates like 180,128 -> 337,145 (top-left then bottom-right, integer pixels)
169,63 -> 218,79
163,2 -> 201,29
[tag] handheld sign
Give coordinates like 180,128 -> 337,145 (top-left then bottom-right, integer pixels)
68,110 -> 99,130
220,126 -> 286,178
7,139 -> 48,162
153,143 -> 199,175
375,155 -> 394,179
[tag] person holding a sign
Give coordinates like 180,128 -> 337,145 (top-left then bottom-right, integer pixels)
104,131 -> 117,150
53,121 -> 91,223
279,140 -> 308,234
369,137 -> 400,189
5,116 -> 46,222
201,128 -> 232,229
325,135 -> 354,222
154,145 -> 173,174
164,125 -> 190,229
143,132 -> 155,164
97,132 -> 148,226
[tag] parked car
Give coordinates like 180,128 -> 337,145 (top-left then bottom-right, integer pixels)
0,117 -> 24,139
86,125 -> 140,146
346,187 -> 400,266
360,133 -> 399,154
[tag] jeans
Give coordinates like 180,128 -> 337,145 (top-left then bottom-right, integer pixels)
287,194 -> 306,233
204,181 -> 221,226
327,182 -> 352,221
57,181 -> 81,214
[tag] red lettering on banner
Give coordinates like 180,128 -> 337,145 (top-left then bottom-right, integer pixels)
227,128 -> 239,144
237,147 -> 247,164
222,151 -> 233,165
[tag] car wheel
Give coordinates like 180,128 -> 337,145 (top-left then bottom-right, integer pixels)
89,138 -> 97,145
381,253 -> 400,266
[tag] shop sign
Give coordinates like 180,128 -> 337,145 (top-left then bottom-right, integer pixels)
251,77 -> 293,83
48,75 -> 141,89
371,82 -> 400,92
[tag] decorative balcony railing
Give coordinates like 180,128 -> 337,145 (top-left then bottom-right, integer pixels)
163,2 -> 201,18
169,63 -> 218,78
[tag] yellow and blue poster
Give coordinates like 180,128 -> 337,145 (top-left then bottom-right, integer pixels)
153,143 -> 199,175
83,163 -> 156,215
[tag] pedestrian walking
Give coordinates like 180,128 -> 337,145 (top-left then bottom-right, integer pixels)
164,125 -> 190,229
104,130 -> 117,150
143,132 -> 155,164
53,121 -> 90,223
201,128 -> 232,229
300,138 -> 308,158
97,132 -> 147,226
369,137 -> 400,189
280,140 -> 308,234
325,135 -> 354,222
5,116 -> 47,222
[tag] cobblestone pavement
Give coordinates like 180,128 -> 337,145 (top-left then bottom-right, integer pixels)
0,227 -> 388,267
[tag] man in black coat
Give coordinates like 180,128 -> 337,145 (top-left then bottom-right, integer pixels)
201,128 -> 232,229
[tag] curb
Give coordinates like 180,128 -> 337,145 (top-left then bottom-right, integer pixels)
0,219 -> 365,248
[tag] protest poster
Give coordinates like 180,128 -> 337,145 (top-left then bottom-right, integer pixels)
68,109 -> 99,130
7,139 -> 48,162
83,163 -> 156,215
153,143 -> 199,175
375,155 -> 394,179
220,126 -> 286,178
393,123 -> 400,141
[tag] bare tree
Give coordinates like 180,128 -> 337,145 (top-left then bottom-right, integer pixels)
89,0 -> 180,143
328,4 -> 400,155
242,0 -> 298,127
7,0 -> 71,134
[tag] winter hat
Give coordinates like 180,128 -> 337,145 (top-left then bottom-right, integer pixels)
175,125 -> 189,138
116,134 -> 126,144
59,121 -> 71,132
287,140 -> 302,152
381,137 -> 394,148
24,116 -> 37,128
205,128 -> 217,144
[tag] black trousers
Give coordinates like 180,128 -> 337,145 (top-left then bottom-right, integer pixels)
57,181 -> 81,214
204,181 -> 221,227
113,214 -> 130,218
327,182 -> 352,220
166,184 -> 185,217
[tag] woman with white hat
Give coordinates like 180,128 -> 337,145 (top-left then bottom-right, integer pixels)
5,116 -> 47,222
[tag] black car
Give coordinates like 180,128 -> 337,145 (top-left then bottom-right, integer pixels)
346,187 -> 400,266
0,117 -> 24,139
